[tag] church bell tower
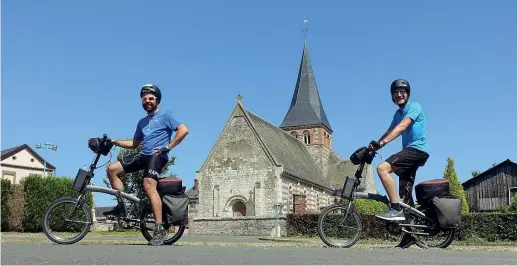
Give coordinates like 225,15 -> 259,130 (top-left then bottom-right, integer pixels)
280,36 -> 333,152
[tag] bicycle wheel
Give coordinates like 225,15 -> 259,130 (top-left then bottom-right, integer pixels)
42,196 -> 92,245
317,204 -> 362,248
407,207 -> 456,249
139,207 -> 185,245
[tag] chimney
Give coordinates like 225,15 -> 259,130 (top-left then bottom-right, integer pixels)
194,179 -> 199,190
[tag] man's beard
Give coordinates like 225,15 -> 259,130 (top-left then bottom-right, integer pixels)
142,102 -> 157,113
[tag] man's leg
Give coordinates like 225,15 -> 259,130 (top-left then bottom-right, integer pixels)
376,161 -> 405,221
103,154 -> 139,217
106,161 -> 125,191
143,177 -> 162,224
377,162 -> 400,205
396,170 -> 418,248
144,154 -> 168,246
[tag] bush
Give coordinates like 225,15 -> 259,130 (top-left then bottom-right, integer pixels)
22,174 -> 93,232
443,157 -> 470,214
457,212 -> 517,241
286,211 -> 517,242
354,199 -> 388,215
1,179 -> 11,231
7,184 -> 25,232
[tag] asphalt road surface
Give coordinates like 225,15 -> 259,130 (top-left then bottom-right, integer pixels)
3,242 -> 517,265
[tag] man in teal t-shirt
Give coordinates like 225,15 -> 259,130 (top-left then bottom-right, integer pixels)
104,84 -> 189,246
368,79 -> 430,247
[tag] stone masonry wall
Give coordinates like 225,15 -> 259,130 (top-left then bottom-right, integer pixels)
281,176 -> 333,214
192,216 -> 287,236
305,144 -> 332,178
197,113 -> 279,218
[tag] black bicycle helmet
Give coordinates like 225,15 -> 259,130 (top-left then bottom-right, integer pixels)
390,79 -> 411,97
140,84 -> 162,104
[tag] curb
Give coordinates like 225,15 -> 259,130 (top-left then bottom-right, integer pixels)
257,237 -> 313,243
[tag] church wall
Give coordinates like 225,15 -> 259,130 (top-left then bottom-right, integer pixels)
196,115 -> 280,218
305,145 -> 332,179
281,175 -> 334,214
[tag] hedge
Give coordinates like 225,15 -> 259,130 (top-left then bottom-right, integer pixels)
286,211 -> 517,242
1,174 -> 93,232
7,184 -> 24,231
1,179 -> 11,231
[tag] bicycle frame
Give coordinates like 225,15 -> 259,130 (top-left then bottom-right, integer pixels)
70,134 -> 150,224
339,148 -> 427,220
352,192 -> 426,219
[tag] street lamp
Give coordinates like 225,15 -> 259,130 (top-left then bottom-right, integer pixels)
36,142 -> 57,177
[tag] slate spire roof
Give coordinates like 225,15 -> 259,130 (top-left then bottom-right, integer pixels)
280,38 -> 333,132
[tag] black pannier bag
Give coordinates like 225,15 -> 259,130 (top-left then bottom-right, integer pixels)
157,178 -> 184,196
432,197 -> 462,229
157,178 -> 189,226
88,137 -> 113,156
350,146 -> 374,165
415,179 -> 450,206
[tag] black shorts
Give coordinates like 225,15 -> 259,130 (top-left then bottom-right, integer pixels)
119,153 -> 169,180
385,147 -> 429,205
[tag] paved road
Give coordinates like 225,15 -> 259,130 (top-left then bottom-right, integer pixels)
3,242 -> 517,265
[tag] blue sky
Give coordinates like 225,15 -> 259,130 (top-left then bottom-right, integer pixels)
2,0 -> 517,207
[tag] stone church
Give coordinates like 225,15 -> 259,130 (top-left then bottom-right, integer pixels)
190,38 -> 377,236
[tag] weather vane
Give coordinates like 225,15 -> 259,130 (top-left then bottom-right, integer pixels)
302,18 -> 308,39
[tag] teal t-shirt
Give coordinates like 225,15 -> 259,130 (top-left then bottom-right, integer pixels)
389,101 -> 428,153
134,109 -> 182,156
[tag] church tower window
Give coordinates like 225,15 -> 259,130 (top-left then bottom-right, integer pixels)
303,130 -> 310,145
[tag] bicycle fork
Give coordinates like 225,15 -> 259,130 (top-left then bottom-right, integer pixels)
336,201 -> 355,226
64,193 -> 91,225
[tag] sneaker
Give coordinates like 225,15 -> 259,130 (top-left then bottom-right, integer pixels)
375,208 -> 405,221
149,227 -> 167,246
396,233 -> 415,249
102,204 -> 124,217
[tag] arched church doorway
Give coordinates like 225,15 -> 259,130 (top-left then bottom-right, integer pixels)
232,201 -> 246,216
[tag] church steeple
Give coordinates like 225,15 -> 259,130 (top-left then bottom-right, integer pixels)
280,37 -> 333,150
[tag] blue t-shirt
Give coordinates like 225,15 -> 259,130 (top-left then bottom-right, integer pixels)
389,101 -> 428,153
134,109 -> 182,156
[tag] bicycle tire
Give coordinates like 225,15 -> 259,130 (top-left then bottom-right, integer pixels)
408,208 -> 456,249
139,207 -> 185,245
42,196 -> 92,245
317,204 -> 362,248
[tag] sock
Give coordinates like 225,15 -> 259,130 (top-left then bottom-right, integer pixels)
391,203 -> 401,211
156,223 -> 163,231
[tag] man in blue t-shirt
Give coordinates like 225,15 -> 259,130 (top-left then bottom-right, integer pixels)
368,79 -> 429,248
369,79 -> 429,218
104,84 -> 189,246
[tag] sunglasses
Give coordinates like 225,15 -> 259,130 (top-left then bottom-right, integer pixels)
392,91 -> 407,96
142,96 -> 156,101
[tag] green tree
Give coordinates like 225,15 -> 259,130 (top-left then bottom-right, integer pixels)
103,142 -> 177,201
471,170 -> 481,177
443,157 -> 470,214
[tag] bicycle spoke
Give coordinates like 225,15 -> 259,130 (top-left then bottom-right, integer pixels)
318,205 -> 362,248
44,199 -> 90,243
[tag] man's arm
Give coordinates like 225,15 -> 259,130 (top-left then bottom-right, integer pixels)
113,123 -> 143,149
113,139 -> 141,149
378,128 -> 393,143
166,124 -> 189,150
379,117 -> 412,147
